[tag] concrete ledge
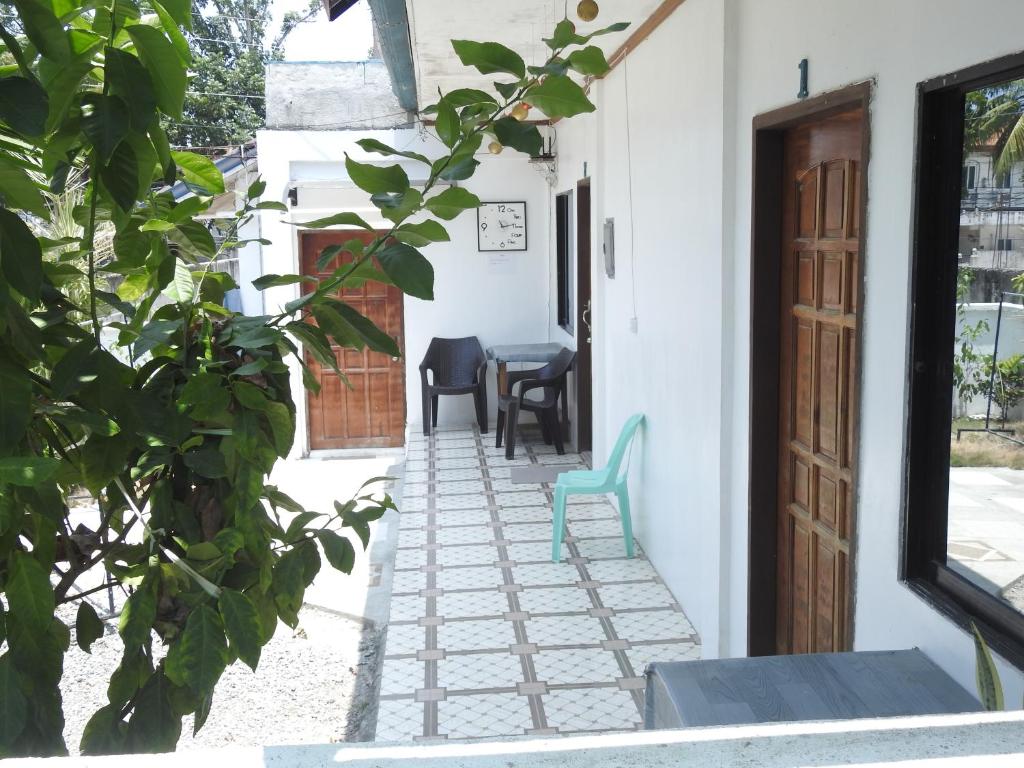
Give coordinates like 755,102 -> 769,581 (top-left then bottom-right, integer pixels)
8,711 -> 1024,766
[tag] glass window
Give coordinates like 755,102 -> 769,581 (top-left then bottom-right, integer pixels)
908,61 -> 1024,657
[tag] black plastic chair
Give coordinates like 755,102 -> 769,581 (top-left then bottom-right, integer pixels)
496,348 -> 576,459
419,337 -> 488,436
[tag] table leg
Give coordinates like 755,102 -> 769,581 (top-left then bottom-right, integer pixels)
497,361 -> 508,396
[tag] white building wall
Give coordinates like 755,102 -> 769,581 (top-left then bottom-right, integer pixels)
255,128 -> 551,453
546,0 -> 1024,698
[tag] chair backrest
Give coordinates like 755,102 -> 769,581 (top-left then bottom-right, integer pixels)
602,414 -> 645,483
532,347 -> 576,383
422,336 -> 485,386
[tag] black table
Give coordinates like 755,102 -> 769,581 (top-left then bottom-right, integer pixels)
645,649 -> 982,729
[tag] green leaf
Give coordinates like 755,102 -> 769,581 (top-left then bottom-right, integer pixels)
373,187 -> 423,224
395,220 -> 450,247
424,187 -> 481,220
126,25 -> 186,119
494,80 -> 520,101
6,551 -> 54,634
126,671 -> 181,753
76,602 -> 106,653
183,447 -> 227,479
972,621 -> 1004,711
101,140 -> 140,212
271,548 -> 306,628
81,703 -> 127,755
310,304 -> 361,349
493,117 -> 543,156
171,150 -> 225,195
0,457 -> 60,486
42,36 -> 103,131
544,18 -> 578,49
355,138 -> 430,165
157,0 -> 191,29
345,154 -> 409,195
152,0 -> 191,64
0,360 -> 33,454
317,529 -> 355,574
218,590 -> 262,672
444,88 -> 498,108
0,76 -> 49,136
0,654 -> 27,748
165,605 -> 230,696
81,94 -> 131,163
326,300 -> 401,357
567,45 -> 610,77
377,243 -> 434,300
252,274 -> 314,290
0,208 -> 44,302
451,39 -> 525,78
170,220 -> 216,259
13,0 -> 69,62
164,258 -> 195,303
526,74 -> 596,118
0,156 -> 48,217
435,98 -> 461,148
295,211 -> 371,230
119,582 -> 156,650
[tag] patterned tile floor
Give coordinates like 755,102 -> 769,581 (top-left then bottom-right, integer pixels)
375,426 -> 701,742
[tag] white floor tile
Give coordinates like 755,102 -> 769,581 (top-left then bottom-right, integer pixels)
542,688 -> 640,732
517,585 -> 595,614
533,648 -> 623,684
437,693 -> 532,739
437,651 -> 524,691
526,614 -> 607,646
610,610 -> 695,642
437,618 -> 517,652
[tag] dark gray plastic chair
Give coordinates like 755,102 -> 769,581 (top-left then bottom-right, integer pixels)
419,336 -> 488,436
496,347 -> 576,459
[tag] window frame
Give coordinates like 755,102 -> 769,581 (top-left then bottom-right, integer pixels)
906,50 -> 1024,666
556,190 -> 575,333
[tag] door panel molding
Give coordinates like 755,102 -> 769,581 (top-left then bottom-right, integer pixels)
300,231 -> 406,451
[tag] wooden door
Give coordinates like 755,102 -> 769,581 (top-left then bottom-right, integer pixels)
776,108 -> 862,654
576,180 -> 593,452
300,231 -> 405,450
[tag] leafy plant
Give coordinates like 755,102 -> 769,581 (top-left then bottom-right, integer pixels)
0,0 -> 624,757
983,353 -> 1024,422
953,267 -> 990,408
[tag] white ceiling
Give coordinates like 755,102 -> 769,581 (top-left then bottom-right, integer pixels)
405,0 -> 662,109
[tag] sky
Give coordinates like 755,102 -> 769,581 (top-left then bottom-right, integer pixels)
273,0 -> 375,62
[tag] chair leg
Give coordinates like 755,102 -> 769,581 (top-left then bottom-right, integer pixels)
552,486 -> 568,562
505,402 -> 519,460
495,409 -> 505,448
538,411 -> 552,444
478,383 -> 488,434
421,388 -> 431,436
548,408 -> 565,455
431,395 -> 439,428
615,484 -> 635,558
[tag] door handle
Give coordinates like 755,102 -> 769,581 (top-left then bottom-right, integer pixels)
582,300 -> 592,344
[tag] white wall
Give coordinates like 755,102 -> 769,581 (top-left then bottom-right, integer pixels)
255,128 -> 551,452
545,0 -> 1024,698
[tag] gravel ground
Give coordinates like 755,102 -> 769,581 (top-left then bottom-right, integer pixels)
59,601 -> 380,753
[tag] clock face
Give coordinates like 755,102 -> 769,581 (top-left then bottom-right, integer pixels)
477,202 -> 527,251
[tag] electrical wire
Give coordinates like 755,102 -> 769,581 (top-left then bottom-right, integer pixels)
623,57 -> 638,324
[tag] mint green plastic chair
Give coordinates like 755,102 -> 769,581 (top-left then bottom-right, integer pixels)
552,414 -> 645,562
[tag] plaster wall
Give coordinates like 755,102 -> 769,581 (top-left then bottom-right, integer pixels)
255,128 -> 552,452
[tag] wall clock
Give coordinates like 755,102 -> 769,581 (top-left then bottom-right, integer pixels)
477,201 -> 527,251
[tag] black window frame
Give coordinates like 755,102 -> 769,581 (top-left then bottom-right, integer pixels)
906,50 -> 1024,667
556,190 -> 574,333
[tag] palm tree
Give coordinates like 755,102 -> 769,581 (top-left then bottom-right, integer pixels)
964,79 -> 1024,176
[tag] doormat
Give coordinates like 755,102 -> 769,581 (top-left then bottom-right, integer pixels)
509,466 -> 565,484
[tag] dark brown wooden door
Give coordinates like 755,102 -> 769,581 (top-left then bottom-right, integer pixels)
300,231 -> 405,450
576,180 -> 593,452
776,108 -> 862,654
